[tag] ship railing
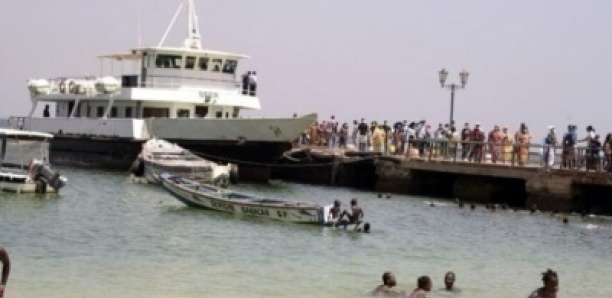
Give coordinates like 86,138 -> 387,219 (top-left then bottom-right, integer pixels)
376,138 -> 612,173
6,117 -> 26,130
7,116 -> 148,139
33,75 -> 250,96
140,76 -> 242,90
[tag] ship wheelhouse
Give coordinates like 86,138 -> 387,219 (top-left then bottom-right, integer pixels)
30,45 -> 259,124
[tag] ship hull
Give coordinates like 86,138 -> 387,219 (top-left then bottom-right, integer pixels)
48,135 -> 288,181
18,114 -> 315,180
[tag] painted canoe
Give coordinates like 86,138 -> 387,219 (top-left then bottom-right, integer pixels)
160,173 -> 335,225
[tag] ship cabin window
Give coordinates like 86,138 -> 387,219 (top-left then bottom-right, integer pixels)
185,56 -> 196,69
215,111 -> 223,118
155,54 -> 182,69
86,106 -> 91,117
211,58 -> 223,72
195,106 -> 208,118
143,107 -> 169,118
125,107 -> 133,118
222,59 -> 238,74
177,109 -> 190,118
198,57 -> 209,71
110,107 -> 118,118
233,107 -> 239,118
97,107 -> 105,118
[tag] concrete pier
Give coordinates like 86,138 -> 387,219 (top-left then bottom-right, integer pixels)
280,143 -> 612,214
375,154 -> 612,214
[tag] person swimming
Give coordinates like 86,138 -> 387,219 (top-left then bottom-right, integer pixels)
527,269 -> 559,298
440,271 -> 461,293
372,272 -> 401,296
357,222 -> 371,233
407,275 -> 432,298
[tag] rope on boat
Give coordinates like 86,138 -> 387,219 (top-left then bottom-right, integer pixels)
189,149 -> 376,168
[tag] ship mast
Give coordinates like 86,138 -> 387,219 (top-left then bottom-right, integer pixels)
185,0 -> 202,50
158,0 -> 202,50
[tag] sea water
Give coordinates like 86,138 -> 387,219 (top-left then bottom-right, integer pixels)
1,167 -> 611,298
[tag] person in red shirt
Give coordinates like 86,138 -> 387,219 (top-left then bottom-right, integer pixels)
469,124 -> 485,162
488,125 -> 503,163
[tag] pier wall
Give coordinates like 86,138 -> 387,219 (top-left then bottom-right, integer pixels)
374,157 -> 612,214
274,146 -> 612,214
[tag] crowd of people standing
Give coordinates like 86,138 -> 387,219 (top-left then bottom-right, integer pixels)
299,115 -> 612,172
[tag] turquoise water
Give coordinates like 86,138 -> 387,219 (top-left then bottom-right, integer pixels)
1,167 -> 611,298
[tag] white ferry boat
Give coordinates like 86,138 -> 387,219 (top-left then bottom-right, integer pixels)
17,0 -> 316,172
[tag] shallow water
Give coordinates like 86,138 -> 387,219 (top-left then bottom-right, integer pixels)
1,167 -> 611,298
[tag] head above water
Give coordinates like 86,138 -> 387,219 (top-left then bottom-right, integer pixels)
541,269 -> 559,295
363,222 -> 371,232
382,272 -> 396,287
444,271 -> 455,289
351,198 -> 357,206
417,276 -> 432,291
333,200 -> 341,207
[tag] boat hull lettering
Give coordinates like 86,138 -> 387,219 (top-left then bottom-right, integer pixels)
211,200 -> 235,212
241,206 -> 269,216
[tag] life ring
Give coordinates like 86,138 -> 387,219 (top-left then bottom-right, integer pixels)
68,81 -> 77,94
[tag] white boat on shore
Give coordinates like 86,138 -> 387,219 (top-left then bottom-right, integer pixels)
0,129 -> 67,193
15,0 -> 316,171
160,173 -> 336,225
132,138 -> 235,187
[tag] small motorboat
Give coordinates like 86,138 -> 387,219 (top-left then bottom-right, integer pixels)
131,138 -> 236,187
160,173 -> 339,225
0,128 -> 67,193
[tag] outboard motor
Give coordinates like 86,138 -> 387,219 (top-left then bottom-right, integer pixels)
29,160 -> 66,191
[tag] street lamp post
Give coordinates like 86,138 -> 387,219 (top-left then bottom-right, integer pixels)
438,68 -> 469,126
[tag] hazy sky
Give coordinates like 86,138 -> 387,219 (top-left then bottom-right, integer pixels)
2,0 -> 611,140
